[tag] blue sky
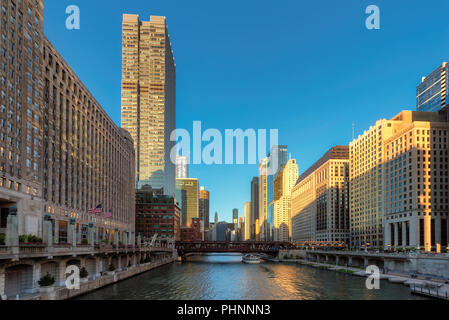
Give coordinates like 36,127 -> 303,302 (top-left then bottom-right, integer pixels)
44,0 -> 449,223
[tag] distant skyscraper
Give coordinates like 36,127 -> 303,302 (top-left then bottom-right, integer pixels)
215,212 -> 219,224
121,14 -> 176,195
175,178 -> 199,227
199,187 -> 210,240
273,159 -> 298,242
258,158 -> 269,241
417,62 -> 449,117
244,202 -> 251,241
250,177 -> 259,240
233,209 -> 239,238
266,145 -> 288,241
176,155 -> 189,179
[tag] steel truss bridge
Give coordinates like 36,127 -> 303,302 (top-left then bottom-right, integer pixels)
175,241 -> 296,257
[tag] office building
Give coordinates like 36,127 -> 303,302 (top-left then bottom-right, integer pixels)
135,189 -> 180,241
258,158 -> 268,241
199,187 -> 209,240
266,145 -> 288,241
175,178 -> 198,227
250,177 -> 259,240
273,159 -> 298,242
381,111 -> 449,251
176,155 -> 189,179
121,14 -> 176,195
292,147 -> 349,244
244,202 -> 251,241
417,62 -> 448,117
41,38 -> 136,242
180,217 -> 202,242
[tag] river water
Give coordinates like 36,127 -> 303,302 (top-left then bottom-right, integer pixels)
77,254 -> 426,300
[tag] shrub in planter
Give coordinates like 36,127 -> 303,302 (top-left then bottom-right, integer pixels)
81,239 -> 88,245
19,234 -> 43,244
0,233 -> 5,245
80,267 -> 89,279
108,264 -> 116,272
38,273 -> 55,287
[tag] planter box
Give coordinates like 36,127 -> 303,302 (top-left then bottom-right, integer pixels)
80,278 -> 89,283
39,286 -> 55,293
106,271 -> 115,276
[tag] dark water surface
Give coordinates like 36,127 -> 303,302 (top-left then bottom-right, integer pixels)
77,254 -> 426,300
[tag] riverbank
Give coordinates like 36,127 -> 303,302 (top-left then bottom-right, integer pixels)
22,257 -> 175,300
279,258 -> 449,300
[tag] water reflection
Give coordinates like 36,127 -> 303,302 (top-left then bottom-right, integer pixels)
77,254 -> 427,300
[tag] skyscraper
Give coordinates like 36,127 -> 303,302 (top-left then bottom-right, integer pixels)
233,208 -> 239,238
121,14 -> 176,195
176,155 -> 189,179
199,187 -> 210,240
250,177 -> 259,240
273,159 -> 298,242
417,62 -> 448,117
175,178 -> 199,227
291,147 -> 349,243
244,202 -> 251,241
266,145 -> 288,241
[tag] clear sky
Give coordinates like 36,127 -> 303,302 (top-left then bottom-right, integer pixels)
44,0 -> 449,223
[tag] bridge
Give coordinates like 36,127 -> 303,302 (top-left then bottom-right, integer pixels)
175,241 -> 296,257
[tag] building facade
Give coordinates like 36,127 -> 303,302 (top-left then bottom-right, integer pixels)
175,178 -> 198,227
272,159 -> 298,242
266,145 -> 288,241
175,155 -> 188,179
135,189 -> 180,241
199,187 -> 209,241
382,111 -> 449,251
258,158 -> 268,241
42,38 -> 136,244
250,177 -> 259,240
121,14 -> 176,195
292,147 -> 350,244
180,217 -> 202,242
244,202 -> 250,241
417,62 -> 448,116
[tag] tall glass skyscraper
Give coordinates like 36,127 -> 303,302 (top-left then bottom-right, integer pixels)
417,62 -> 448,117
121,14 -> 176,195
266,146 -> 288,241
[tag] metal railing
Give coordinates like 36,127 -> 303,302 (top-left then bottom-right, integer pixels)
411,283 -> 449,300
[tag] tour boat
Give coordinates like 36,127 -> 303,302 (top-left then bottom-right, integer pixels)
242,254 -> 261,264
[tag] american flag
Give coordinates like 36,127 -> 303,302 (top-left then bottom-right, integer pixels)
103,208 -> 112,219
88,204 -> 103,215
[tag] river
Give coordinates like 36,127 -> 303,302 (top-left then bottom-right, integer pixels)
77,254 -> 427,300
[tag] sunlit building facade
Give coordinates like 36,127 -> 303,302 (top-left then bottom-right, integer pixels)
121,14 -> 176,195
244,201 -> 251,241
42,38 -> 136,242
382,111 -> 449,251
273,159 -> 298,242
175,178 -> 198,227
292,147 -> 350,244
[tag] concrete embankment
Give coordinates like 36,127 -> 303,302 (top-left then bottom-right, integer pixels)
24,257 -> 175,300
277,250 -> 449,300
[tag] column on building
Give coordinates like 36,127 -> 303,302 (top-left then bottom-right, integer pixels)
402,221 -> 407,247
394,223 -> 399,248
409,216 -> 419,248
435,217 -> 441,248
384,221 -> 392,248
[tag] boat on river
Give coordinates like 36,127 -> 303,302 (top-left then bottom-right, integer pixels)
242,254 -> 261,264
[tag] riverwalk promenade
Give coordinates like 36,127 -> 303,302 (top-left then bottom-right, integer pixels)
279,256 -> 449,300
